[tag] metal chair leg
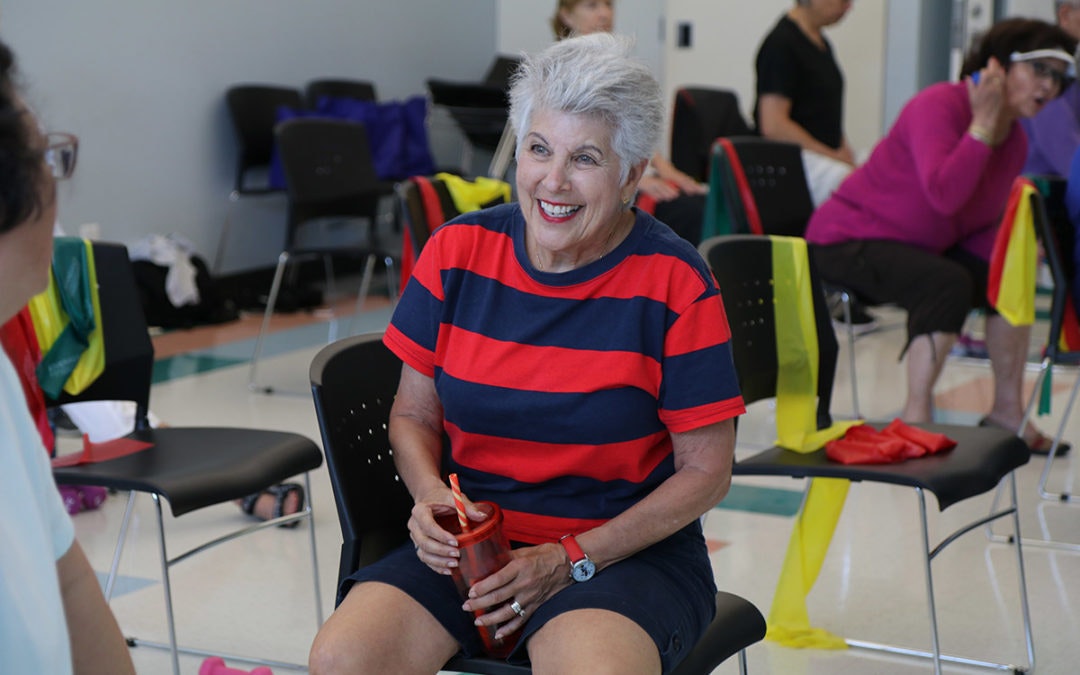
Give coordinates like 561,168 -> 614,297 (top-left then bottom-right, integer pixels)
1037,370 -> 1080,501
103,491 -> 136,603
249,251 -> 291,392
845,482 -> 1033,672
303,472 -> 325,627
212,190 -> 240,275
840,290 -> 861,419
154,494 -> 181,675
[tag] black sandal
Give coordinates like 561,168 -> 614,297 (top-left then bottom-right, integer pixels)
240,482 -> 305,528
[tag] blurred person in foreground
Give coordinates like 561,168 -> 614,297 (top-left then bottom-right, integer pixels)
309,32 -> 743,674
0,39 -> 135,674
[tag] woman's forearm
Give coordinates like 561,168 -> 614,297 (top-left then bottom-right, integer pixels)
572,420 -> 735,571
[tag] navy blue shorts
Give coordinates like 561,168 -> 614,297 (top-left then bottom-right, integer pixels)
340,521 -> 717,673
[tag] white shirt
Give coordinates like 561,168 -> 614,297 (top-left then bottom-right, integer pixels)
0,349 -> 75,674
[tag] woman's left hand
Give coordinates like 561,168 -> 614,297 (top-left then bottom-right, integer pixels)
460,542 -> 571,640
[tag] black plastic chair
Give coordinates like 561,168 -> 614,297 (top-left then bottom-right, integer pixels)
310,332 -> 766,675
49,242 -> 324,675
701,234 -> 1034,674
483,55 -> 522,91
305,78 -> 377,109
427,78 -> 509,172
711,136 -> 868,417
249,117 -> 399,393
215,84 -> 305,272
670,87 -> 754,183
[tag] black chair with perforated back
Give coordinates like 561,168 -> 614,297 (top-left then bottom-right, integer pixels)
215,84 -> 305,272
310,332 -> 766,675
700,234 -> 1034,674
50,242 -> 324,675
670,87 -> 754,183
249,117 -> 399,393
305,78 -> 377,109
712,136 -> 868,417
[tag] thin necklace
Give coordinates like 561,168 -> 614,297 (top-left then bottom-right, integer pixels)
535,217 -> 625,272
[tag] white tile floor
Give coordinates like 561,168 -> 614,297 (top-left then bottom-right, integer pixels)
70,305 -> 1080,674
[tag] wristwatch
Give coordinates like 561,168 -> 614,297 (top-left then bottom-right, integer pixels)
559,534 -> 596,582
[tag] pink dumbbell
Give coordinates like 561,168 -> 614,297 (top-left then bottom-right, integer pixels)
198,656 -> 273,675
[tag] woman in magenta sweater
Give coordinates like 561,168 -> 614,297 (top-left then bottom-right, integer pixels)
806,18 -> 1076,454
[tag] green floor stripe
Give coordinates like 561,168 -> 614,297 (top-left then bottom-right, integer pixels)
715,483 -> 803,517
153,354 -> 247,384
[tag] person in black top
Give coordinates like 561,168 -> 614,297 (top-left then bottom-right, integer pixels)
755,0 -> 853,163
755,0 -> 877,330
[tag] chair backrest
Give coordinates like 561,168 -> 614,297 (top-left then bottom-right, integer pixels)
713,137 -> 814,238
426,79 -> 509,152
275,118 -> 386,246
398,176 -> 461,255
1027,179 -> 1079,363
309,332 -> 413,600
483,55 -> 522,90
699,234 -> 836,430
225,84 -> 304,193
670,87 -> 754,183
45,241 -> 155,429
305,78 -> 377,109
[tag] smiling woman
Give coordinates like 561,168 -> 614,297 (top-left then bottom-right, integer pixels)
308,33 -> 745,675
804,17 -> 1076,456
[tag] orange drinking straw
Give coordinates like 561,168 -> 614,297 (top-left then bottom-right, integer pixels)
448,473 -> 470,532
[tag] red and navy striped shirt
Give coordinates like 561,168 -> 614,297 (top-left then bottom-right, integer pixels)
385,203 -> 744,544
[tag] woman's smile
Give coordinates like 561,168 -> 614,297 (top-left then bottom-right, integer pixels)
538,199 -> 582,222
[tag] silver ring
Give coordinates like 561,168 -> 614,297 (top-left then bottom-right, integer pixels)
510,600 -> 526,618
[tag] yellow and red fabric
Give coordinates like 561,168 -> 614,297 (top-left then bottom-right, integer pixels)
399,174 -> 511,290
987,177 -> 1038,327
0,307 -> 54,452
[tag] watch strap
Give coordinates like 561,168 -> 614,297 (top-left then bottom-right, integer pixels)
559,534 -> 586,563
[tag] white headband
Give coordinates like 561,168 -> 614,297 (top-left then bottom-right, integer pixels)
1010,49 -> 1077,77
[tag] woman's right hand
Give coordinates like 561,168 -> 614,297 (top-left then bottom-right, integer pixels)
408,485 -> 488,575
968,57 -> 1006,134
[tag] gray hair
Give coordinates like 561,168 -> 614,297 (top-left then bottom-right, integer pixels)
508,32 -> 662,182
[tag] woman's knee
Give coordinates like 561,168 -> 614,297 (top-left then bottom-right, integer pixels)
528,609 -> 661,675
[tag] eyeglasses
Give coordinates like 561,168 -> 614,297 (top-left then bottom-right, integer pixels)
1027,59 -> 1073,92
43,132 -> 78,180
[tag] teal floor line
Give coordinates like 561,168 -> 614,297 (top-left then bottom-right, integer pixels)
152,306 -> 393,385
715,483 -> 803,517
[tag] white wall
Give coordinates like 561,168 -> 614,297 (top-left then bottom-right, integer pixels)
496,0 -> 664,75
4,0 -> 498,272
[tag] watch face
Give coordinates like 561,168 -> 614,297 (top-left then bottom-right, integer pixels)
571,558 -> 596,582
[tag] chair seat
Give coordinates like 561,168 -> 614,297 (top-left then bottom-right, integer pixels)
669,591 -> 767,675
734,422 -> 1029,511
53,427 -> 323,517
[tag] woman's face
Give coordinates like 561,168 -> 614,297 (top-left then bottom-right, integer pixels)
560,0 -> 614,36
805,0 -> 853,27
1005,58 -> 1069,118
516,108 -> 641,267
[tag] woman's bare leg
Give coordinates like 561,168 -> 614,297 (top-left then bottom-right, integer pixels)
528,609 -> 661,675
902,332 -> 958,423
309,582 -> 459,675
983,313 -> 1040,440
